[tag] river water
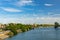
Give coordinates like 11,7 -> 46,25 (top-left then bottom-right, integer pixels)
5,27 -> 60,40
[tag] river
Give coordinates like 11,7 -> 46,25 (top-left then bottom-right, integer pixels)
5,27 -> 60,40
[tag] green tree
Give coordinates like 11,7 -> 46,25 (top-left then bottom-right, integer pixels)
54,22 -> 59,28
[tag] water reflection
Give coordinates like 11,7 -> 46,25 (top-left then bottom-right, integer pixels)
5,27 -> 60,40
54,28 -> 60,40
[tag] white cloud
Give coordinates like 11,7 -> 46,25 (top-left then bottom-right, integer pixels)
44,3 -> 53,6
2,7 -> 22,12
18,17 -> 60,24
0,17 -> 60,24
39,17 -> 60,24
47,12 -> 60,17
15,0 -> 33,6
33,14 -> 37,16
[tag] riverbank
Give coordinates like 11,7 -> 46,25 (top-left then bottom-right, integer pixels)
0,27 -> 56,40
0,31 -> 11,40
0,23 -> 55,39
5,27 -> 60,40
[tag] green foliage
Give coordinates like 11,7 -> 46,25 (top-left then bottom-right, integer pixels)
5,23 -> 38,35
5,23 -> 17,35
54,22 -> 59,28
8,32 -> 14,37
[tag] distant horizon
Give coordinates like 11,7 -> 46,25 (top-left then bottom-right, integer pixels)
0,22 -> 59,25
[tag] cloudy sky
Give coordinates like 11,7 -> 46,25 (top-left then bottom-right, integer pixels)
0,0 -> 60,24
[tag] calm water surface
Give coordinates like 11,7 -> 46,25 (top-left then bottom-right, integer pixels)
5,27 -> 60,40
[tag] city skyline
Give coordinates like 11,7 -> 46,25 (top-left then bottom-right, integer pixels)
0,0 -> 60,24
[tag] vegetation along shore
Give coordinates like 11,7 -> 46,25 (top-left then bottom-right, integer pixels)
0,22 -> 59,40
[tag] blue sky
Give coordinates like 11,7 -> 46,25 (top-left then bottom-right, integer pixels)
0,0 -> 60,24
